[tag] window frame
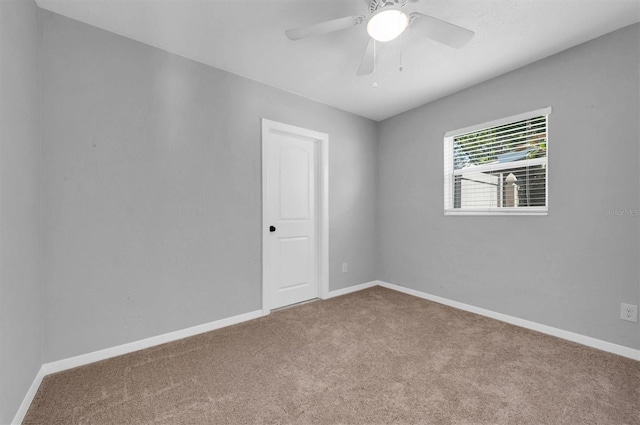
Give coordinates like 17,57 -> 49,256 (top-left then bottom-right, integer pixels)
444,107 -> 552,216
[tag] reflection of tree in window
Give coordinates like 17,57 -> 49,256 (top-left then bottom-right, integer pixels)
454,117 -> 546,169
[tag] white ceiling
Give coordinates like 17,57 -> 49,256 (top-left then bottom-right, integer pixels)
35,0 -> 640,121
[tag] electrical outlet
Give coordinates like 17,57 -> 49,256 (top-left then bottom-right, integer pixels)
342,262 -> 348,273
620,303 -> 638,323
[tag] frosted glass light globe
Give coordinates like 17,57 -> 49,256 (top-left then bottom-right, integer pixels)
367,8 -> 409,42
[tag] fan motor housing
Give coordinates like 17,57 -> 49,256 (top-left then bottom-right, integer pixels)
368,0 -> 409,14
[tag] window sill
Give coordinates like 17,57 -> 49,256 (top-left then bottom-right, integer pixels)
444,208 -> 548,216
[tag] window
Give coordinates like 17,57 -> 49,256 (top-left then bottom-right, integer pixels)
444,107 -> 551,215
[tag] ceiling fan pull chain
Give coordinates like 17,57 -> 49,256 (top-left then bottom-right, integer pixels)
374,39 -> 377,65
399,33 -> 404,72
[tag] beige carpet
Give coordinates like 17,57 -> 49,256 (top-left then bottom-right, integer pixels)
24,287 -> 639,424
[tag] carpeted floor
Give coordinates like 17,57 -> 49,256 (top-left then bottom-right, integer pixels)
24,286 -> 639,424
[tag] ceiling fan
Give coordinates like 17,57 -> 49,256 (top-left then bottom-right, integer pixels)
285,0 -> 474,76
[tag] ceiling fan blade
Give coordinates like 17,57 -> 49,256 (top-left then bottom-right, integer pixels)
357,38 -> 375,76
285,15 -> 365,40
409,12 -> 474,49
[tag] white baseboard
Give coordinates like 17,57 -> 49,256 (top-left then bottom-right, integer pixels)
11,309 -> 265,424
14,281 -> 638,423
12,365 -> 46,425
378,281 -> 640,361
12,308 -> 264,424
42,309 -> 265,375
325,280 -> 378,299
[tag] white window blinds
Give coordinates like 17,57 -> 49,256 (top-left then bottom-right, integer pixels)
444,107 -> 551,215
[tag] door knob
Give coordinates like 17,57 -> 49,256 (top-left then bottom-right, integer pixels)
269,225 -> 276,232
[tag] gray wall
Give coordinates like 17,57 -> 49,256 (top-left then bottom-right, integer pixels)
377,23 -> 640,349
0,0 -> 42,422
40,11 -> 378,363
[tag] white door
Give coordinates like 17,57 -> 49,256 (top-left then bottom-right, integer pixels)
262,120 -> 328,311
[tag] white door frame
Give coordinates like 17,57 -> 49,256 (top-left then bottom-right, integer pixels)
261,118 -> 329,316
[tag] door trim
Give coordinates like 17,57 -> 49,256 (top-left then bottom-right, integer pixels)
261,119 -> 329,316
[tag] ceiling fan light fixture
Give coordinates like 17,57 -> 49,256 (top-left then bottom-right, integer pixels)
366,7 -> 409,42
